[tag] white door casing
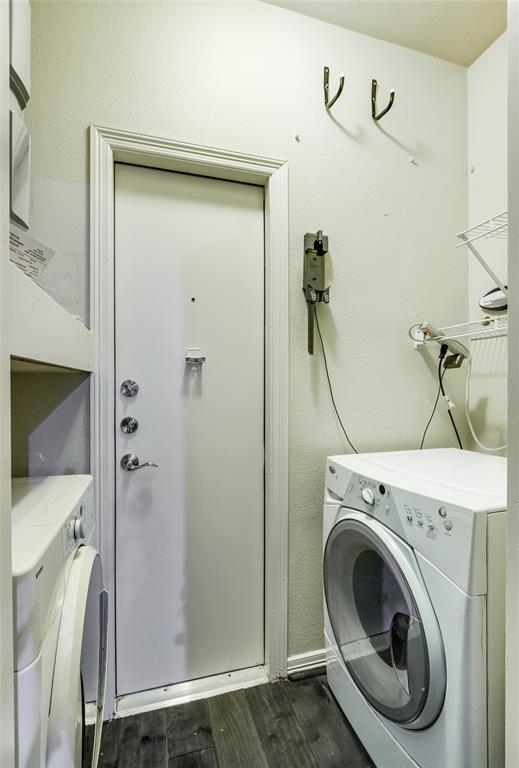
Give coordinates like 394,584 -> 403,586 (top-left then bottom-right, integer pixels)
1,0 -> 15,761
507,4 -> 519,764
90,126 -> 288,717
114,164 -> 265,695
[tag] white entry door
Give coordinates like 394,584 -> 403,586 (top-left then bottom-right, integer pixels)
114,163 -> 265,697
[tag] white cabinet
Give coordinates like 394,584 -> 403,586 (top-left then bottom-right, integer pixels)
9,264 -> 94,373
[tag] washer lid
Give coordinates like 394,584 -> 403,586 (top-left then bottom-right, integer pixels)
327,449 -> 506,513
12,475 -> 93,574
324,511 -> 446,729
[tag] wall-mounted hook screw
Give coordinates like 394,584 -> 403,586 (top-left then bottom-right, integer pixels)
324,66 -> 345,110
371,79 -> 395,121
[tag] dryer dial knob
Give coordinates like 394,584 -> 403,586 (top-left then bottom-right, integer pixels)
73,517 -> 85,540
361,488 -> 376,506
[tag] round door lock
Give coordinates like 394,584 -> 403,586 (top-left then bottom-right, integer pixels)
121,417 -> 139,434
120,379 -> 139,398
361,487 -> 376,506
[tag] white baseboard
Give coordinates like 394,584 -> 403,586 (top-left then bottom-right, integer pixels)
115,665 -> 268,719
287,648 -> 326,676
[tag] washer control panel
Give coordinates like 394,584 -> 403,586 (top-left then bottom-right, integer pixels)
325,452 -> 506,595
327,461 -> 487,594
341,471 -> 457,544
62,481 -> 95,559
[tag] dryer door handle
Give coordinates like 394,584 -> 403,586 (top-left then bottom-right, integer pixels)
91,589 -> 109,768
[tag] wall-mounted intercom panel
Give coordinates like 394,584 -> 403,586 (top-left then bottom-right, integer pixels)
303,230 -> 330,354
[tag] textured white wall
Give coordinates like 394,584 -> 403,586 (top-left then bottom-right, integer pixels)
22,0 -> 468,656
467,34 -> 508,453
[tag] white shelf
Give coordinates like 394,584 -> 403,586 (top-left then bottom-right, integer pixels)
412,317 -> 508,347
9,263 -> 94,373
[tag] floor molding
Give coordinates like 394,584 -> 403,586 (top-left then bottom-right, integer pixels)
114,665 -> 268,719
287,649 -> 326,676
108,653 -> 327,721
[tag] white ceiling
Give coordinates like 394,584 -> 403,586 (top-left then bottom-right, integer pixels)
260,0 -> 506,66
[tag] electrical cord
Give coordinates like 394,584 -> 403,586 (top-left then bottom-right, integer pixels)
314,305 -> 358,454
420,358 -> 445,450
319,315 -> 502,453
439,364 -> 463,449
411,321 -> 505,451
465,356 -> 507,452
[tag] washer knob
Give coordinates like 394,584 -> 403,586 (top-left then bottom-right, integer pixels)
361,488 -> 376,506
73,516 -> 85,540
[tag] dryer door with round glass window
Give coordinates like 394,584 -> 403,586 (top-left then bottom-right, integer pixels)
324,515 -> 446,728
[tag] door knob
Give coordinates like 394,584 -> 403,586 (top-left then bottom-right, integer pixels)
120,417 -> 139,434
120,453 -> 159,471
120,380 -> 139,398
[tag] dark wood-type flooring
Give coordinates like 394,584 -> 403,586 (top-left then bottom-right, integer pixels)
86,674 -> 374,767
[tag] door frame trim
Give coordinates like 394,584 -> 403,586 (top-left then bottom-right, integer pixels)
90,124 -> 289,717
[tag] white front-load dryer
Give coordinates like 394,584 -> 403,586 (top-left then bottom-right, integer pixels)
323,448 -> 506,768
12,475 -> 108,768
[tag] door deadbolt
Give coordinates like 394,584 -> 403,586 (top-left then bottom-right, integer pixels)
120,417 -> 139,434
120,379 -> 139,398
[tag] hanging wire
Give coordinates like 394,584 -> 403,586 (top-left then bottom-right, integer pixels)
314,305 -> 358,454
439,366 -> 463,449
420,359 -> 445,450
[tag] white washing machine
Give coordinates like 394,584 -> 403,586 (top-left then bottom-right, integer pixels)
323,448 -> 506,768
12,475 -> 108,768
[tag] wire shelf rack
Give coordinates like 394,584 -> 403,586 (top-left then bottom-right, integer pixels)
410,211 -> 508,355
457,211 -> 508,246
456,210 -> 508,296
411,316 -> 508,346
